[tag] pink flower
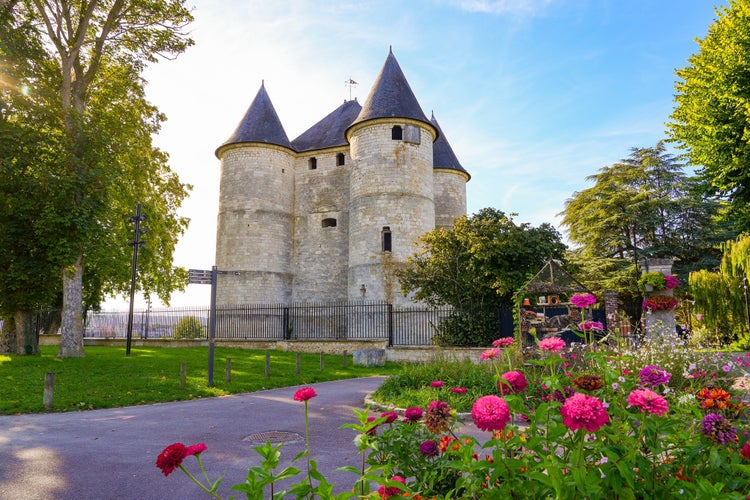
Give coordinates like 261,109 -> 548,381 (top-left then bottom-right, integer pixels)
185,443 -> 207,456
538,337 -> 566,353
377,475 -> 406,498
664,275 -> 679,290
570,293 -> 597,308
492,337 -> 514,348
480,348 -> 501,360
627,388 -> 669,417
498,370 -> 528,395
293,387 -> 318,401
419,439 -> 439,457
578,321 -> 604,331
404,406 -> 423,422
471,395 -> 510,432
429,380 -> 444,388
560,393 -> 610,432
451,387 -> 467,394
424,400 -> 453,433
696,314 -> 703,321
639,365 -> 671,387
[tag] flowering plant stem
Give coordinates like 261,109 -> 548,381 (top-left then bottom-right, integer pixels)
179,458 -> 223,499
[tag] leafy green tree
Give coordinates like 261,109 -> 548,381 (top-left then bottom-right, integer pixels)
397,208 -> 567,346
1,2 -> 194,357
561,142 -> 730,282
668,0 -> 750,233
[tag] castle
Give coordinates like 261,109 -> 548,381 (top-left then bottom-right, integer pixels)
214,49 -> 470,307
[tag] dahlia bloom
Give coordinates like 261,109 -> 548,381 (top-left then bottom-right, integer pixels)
498,370 -> 528,395
377,475 -> 406,498
570,293 -> 597,308
156,442 -> 207,477
424,400 -> 453,434
627,388 -> 669,417
492,337 -> 515,348
471,395 -> 510,432
419,439 -> 439,457
702,413 -> 738,445
293,387 -> 317,401
404,406 -> 423,422
538,337 -> 566,353
560,393 -> 610,432
481,348 -> 501,360
639,365 -> 671,387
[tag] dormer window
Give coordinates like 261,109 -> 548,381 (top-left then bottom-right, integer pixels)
336,153 -> 345,166
381,226 -> 392,252
391,126 -> 402,140
309,157 -> 317,170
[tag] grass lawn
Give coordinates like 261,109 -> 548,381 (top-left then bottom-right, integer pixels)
0,345 -> 401,415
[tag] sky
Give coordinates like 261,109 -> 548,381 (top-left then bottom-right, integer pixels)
105,0 -> 727,310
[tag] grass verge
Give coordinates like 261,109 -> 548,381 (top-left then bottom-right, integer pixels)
0,345 -> 401,414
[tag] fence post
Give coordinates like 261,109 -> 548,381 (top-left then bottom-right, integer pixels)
43,372 -> 55,411
319,352 -> 325,371
283,307 -> 290,340
225,357 -> 231,384
180,362 -> 186,390
265,353 -> 271,378
296,352 -> 301,375
387,303 -> 394,347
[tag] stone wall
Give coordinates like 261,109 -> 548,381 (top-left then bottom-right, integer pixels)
434,168 -> 468,229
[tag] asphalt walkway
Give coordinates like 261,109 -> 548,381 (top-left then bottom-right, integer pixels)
0,377 -> 484,499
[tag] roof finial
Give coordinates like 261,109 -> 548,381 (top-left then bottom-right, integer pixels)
389,45 -> 393,53
345,77 -> 358,101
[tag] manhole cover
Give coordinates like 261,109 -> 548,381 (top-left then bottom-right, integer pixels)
243,431 -> 303,444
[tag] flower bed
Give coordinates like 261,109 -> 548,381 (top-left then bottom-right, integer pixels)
157,338 -> 750,498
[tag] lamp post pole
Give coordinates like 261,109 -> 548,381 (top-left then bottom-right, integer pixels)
742,274 -> 750,334
126,203 -> 146,356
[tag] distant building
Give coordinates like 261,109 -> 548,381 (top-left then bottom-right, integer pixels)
214,49 -> 470,306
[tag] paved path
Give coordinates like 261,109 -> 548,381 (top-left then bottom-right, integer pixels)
0,377 -> 412,499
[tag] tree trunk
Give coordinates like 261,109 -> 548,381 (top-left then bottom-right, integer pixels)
58,254 -> 85,358
0,316 -> 15,354
14,310 -> 39,355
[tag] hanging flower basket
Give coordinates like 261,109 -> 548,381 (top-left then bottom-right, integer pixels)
642,295 -> 679,311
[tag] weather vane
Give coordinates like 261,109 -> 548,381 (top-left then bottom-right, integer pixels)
345,77 -> 358,101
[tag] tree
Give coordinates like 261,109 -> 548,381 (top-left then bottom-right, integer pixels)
560,142 -> 731,293
1,2 -> 193,357
668,0 -> 750,233
397,208 -> 567,346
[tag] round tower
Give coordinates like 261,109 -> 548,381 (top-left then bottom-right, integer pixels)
345,50 -> 436,306
431,113 -> 470,229
215,83 -> 294,305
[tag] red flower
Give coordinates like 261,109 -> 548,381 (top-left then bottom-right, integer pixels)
498,371 -> 528,395
293,387 -> 317,402
377,475 -> 406,498
381,411 -> 399,424
560,393 -> 609,432
156,442 -> 207,477
740,442 -> 750,460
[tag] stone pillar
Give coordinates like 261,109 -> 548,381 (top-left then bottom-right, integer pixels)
640,258 -> 676,339
602,290 -> 619,332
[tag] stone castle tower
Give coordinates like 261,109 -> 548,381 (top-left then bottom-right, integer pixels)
214,49 -> 470,307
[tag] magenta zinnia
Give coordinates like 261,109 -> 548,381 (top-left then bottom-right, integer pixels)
377,476 -> 406,498
560,393 -> 610,432
639,365 -> 671,387
293,387 -> 318,401
471,395 -> 510,432
429,380 -> 444,388
538,337 -> 566,353
579,321 -> 604,331
498,370 -> 528,395
627,388 -> 669,417
404,406 -> 423,422
570,293 -> 597,308
702,413 -> 738,445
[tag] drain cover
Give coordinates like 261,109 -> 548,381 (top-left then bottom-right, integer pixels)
243,431 -> 303,444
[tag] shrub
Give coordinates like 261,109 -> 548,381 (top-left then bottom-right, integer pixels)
172,316 -> 205,339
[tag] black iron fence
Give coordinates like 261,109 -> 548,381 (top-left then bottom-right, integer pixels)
30,301 -> 604,347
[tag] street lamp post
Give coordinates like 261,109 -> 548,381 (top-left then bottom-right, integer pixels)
742,274 -> 750,334
126,203 -> 146,356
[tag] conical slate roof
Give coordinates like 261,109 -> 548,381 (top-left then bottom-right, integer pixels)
431,113 -> 470,179
291,99 -> 362,152
348,49 -> 433,134
216,82 -> 291,157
